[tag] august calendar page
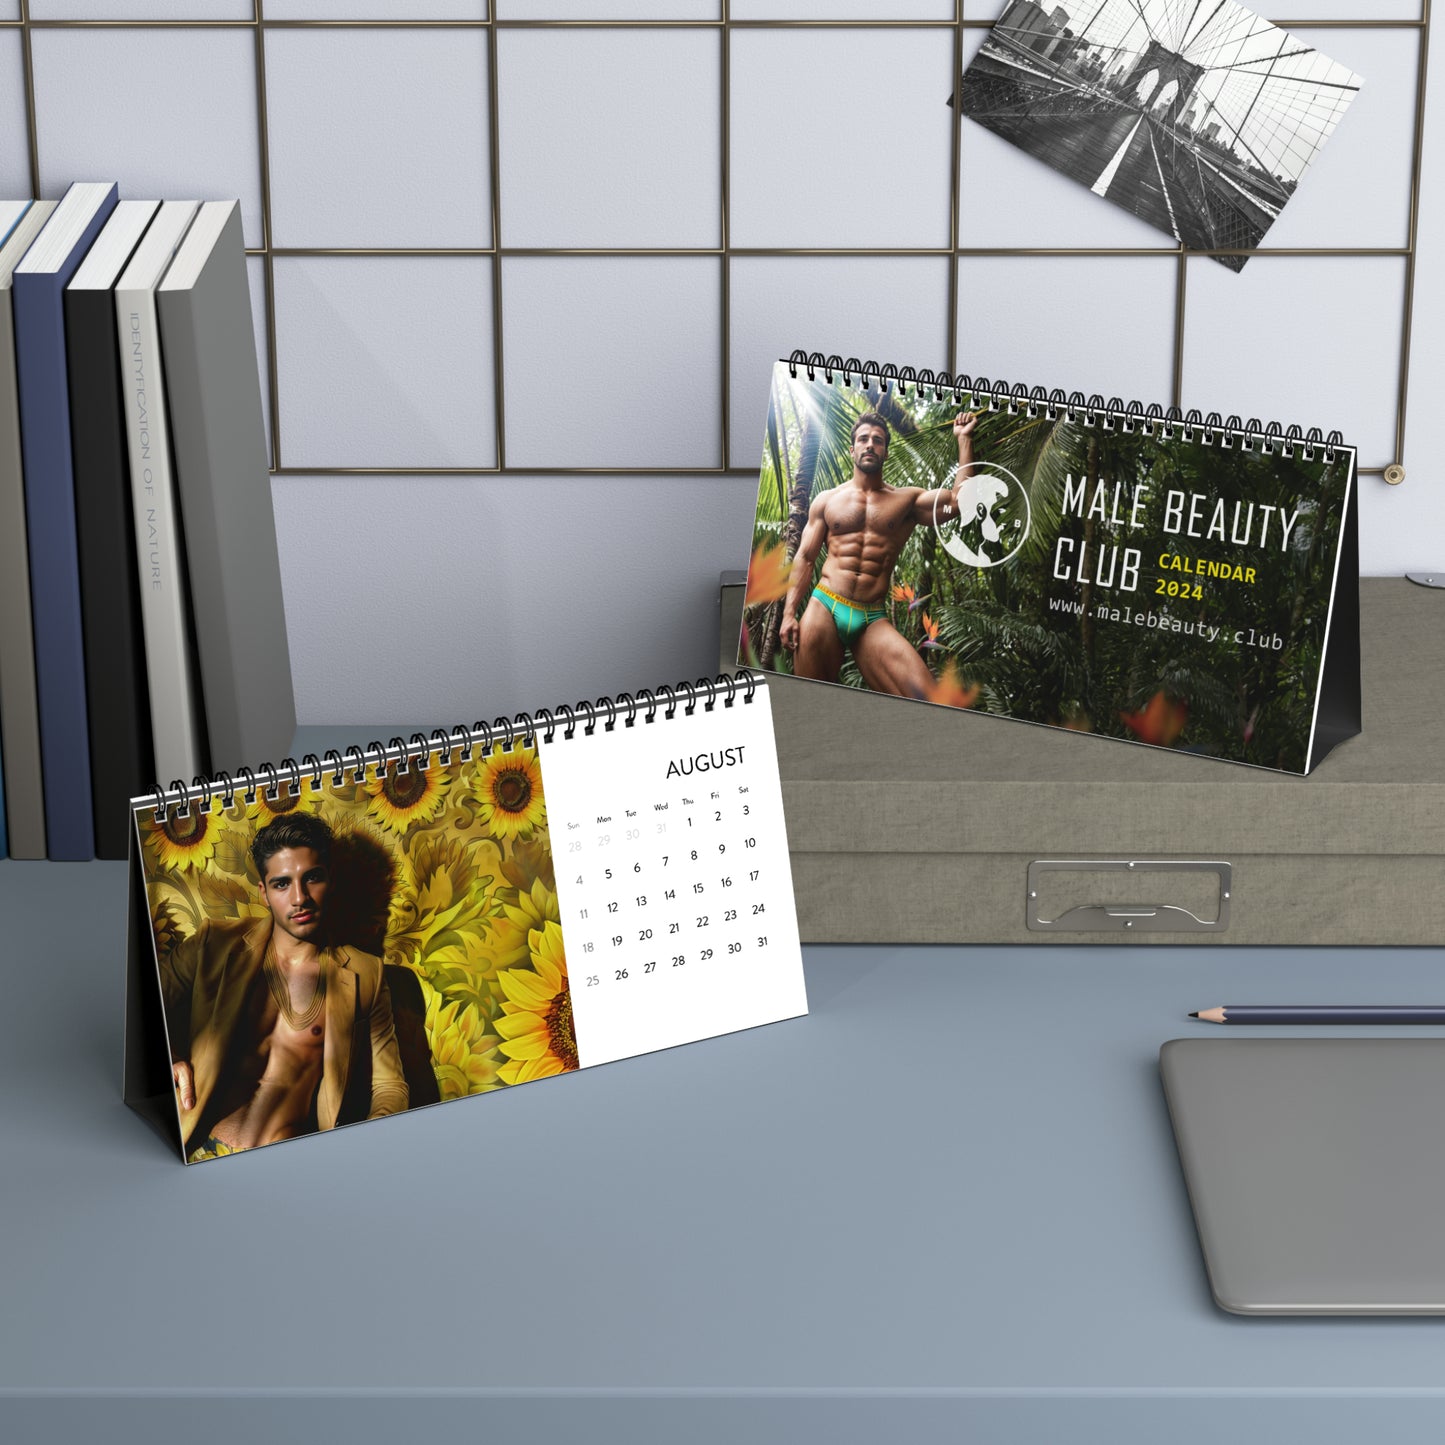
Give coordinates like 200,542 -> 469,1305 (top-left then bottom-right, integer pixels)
130,677 -> 807,1164
539,685 -> 805,1067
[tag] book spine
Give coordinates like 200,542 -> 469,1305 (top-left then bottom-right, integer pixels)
115,285 -> 205,787
66,286 -> 157,859
0,287 -> 45,858
158,206 -> 294,776
12,270 -> 95,860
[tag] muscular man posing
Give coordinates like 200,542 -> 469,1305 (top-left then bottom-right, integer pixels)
163,814 -> 408,1160
780,409 -> 978,695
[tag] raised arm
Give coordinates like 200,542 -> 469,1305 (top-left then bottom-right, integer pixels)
779,493 -> 829,654
913,412 -> 979,524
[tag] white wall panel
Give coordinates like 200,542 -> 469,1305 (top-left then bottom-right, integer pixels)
1262,28 -> 1417,251
956,254 -> 1178,408
499,27 -> 719,248
267,27 -> 491,248
0,30 -> 27,197
267,1 -> 485,15
272,474 -> 756,723
273,256 -> 497,469
246,255 -> 272,461
28,2 -> 251,16
29,28 -> 263,245
728,255 -> 950,466
502,257 -> 721,468
498,1 -> 715,18
1182,255 -> 1405,469
730,27 -> 954,248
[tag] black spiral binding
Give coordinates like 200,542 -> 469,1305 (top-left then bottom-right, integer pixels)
785,349 -> 1344,465
144,669 -> 760,823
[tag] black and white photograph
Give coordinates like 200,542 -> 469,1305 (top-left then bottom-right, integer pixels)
960,0 -> 1364,269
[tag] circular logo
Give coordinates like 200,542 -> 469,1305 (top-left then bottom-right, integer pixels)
933,461 -> 1031,569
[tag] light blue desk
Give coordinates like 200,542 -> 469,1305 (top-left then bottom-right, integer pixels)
4,855 -> 1445,1443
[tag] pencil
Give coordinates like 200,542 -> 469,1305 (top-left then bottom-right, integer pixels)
1191,1006 -> 1445,1025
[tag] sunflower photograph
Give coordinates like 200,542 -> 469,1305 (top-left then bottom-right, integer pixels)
136,736 -> 579,1162
474,746 -> 547,839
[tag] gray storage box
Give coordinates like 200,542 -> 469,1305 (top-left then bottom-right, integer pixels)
720,577 -> 1443,946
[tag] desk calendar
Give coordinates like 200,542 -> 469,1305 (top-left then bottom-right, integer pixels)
123,672 -> 807,1164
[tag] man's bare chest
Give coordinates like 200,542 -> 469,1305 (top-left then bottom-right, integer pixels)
825,489 -> 914,540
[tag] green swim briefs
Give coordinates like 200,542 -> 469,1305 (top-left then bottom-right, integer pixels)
812,584 -> 887,648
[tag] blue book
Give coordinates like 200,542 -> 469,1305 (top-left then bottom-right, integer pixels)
12,182 -> 118,860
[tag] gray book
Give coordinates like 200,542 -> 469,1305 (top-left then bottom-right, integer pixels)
156,202 -> 294,781
0,200 -> 56,858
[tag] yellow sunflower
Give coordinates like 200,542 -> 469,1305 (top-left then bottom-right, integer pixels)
473,748 -> 546,841
364,760 -> 449,836
149,899 -> 185,960
146,803 -> 219,873
494,921 -> 578,1084
420,978 -> 504,1101
489,876 -> 560,970
252,776 -> 322,823
422,926 -> 511,1012
387,834 -> 496,969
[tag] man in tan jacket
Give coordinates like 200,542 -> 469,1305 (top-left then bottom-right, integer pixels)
161,813 -> 409,1160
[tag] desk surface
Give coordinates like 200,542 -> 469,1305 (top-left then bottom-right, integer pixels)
5,858 -> 1445,1442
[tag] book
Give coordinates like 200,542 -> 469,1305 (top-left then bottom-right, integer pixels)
742,351 -> 1358,775
956,0 -> 1363,271
124,672 -> 807,1164
66,200 -> 161,861
0,200 -> 54,860
158,201 -> 294,780
13,182 -> 118,860
115,201 -> 207,791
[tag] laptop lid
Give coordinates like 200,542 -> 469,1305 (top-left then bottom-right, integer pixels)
1161,1037 -> 1445,1315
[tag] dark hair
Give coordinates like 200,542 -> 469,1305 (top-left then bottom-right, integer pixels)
851,411 -> 890,446
252,813 -> 334,880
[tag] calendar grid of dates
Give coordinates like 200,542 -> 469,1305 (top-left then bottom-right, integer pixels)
536,685 -> 807,1069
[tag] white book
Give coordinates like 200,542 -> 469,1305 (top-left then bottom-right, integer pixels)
115,201 -> 204,786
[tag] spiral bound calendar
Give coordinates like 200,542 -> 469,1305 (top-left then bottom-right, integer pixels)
743,350 -> 1359,774
123,672 -> 807,1164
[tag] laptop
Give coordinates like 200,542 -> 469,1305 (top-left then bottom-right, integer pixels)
1161,1037 -> 1445,1315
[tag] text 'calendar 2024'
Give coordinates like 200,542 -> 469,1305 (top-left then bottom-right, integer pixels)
124,673 -> 806,1164
743,353 -> 1359,775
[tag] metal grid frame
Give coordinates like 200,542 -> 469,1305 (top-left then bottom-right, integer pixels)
5,1 -> 1429,481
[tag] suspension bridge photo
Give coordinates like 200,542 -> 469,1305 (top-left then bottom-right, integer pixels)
960,0 -> 1363,269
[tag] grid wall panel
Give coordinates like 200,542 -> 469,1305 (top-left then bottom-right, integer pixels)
6,2 -> 1430,493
